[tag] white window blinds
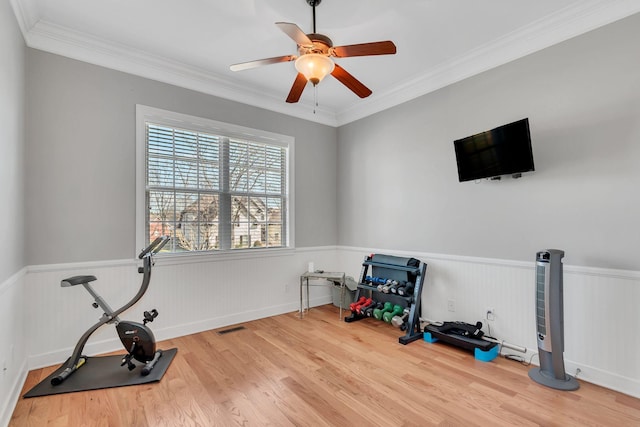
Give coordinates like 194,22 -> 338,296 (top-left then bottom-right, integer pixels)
145,122 -> 288,253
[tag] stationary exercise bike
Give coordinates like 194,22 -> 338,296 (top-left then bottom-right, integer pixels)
51,236 -> 170,386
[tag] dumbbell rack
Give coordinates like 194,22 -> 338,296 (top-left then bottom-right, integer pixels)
345,254 -> 426,345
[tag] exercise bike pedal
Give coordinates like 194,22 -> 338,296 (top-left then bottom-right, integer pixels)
143,309 -> 158,324
120,355 -> 129,366
120,354 -> 137,371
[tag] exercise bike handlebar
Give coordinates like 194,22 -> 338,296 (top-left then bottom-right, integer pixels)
118,236 -> 170,317
138,235 -> 170,259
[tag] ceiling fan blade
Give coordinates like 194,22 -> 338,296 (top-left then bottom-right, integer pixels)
331,41 -> 397,58
330,64 -> 372,98
286,73 -> 308,103
276,22 -> 313,46
230,55 -> 296,72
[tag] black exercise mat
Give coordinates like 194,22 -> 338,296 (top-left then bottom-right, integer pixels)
23,347 -> 177,398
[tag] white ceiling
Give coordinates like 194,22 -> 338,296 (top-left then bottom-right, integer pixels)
10,0 -> 640,126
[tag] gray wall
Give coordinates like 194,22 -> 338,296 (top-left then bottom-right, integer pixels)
22,12 -> 640,270
0,0 -> 26,281
25,51 -> 338,265
1,3 -> 27,423
337,13 -> 640,271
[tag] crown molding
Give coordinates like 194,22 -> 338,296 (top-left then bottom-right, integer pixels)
11,0 -> 640,128
21,19 -> 339,127
8,0 -> 38,36
335,0 -> 640,125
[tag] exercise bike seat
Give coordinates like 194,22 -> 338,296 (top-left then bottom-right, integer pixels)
61,275 -> 97,287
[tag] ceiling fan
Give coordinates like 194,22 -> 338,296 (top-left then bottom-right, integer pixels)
230,0 -> 397,103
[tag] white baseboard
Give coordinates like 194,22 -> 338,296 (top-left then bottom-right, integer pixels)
565,360 -> 640,399
1,359 -> 28,427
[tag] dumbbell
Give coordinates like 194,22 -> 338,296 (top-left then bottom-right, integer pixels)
354,297 -> 372,313
383,305 -> 405,323
393,281 -> 407,294
397,282 -> 415,296
364,301 -> 383,317
373,302 -> 393,320
349,296 -> 367,312
380,280 -> 390,293
365,276 -> 379,288
379,280 -> 388,292
389,281 -> 401,294
360,299 -> 378,315
376,278 -> 388,292
382,280 -> 399,293
356,298 -> 374,315
391,308 -> 410,329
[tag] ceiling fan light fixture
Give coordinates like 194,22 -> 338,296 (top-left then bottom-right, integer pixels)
295,54 -> 334,85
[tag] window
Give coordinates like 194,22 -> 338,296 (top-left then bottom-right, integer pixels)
136,105 -> 294,255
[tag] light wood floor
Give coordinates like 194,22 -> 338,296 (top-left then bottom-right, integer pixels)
10,304 -> 640,426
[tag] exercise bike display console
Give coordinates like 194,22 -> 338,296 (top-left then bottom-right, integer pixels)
50,236 -> 170,386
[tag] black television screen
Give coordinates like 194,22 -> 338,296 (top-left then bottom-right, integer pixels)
454,118 -> 534,182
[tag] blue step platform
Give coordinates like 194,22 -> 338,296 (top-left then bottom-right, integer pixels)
424,325 -> 498,362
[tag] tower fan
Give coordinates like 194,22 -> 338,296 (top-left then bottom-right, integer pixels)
528,249 -> 579,390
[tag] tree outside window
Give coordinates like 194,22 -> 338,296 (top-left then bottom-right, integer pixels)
145,122 -> 288,253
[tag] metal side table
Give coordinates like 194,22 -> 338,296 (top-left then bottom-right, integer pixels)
299,271 -> 346,319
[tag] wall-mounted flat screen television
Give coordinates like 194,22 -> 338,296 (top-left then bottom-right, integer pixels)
454,118 -> 534,182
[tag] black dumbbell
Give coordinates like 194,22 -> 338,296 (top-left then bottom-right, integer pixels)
357,299 -> 377,315
397,282 -> 415,296
365,301 -> 383,317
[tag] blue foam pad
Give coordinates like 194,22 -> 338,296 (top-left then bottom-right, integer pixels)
474,344 -> 499,362
423,332 -> 439,343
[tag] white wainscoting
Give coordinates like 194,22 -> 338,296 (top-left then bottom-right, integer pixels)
336,246 -> 640,398
6,244 -> 639,424
0,269 -> 28,427
24,247 -> 338,371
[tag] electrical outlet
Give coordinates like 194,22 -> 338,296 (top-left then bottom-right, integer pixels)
285,283 -> 290,293
486,307 -> 496,321
447,299 -> 456,312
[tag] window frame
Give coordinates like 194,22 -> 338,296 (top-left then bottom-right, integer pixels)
136,105 -> 295,260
